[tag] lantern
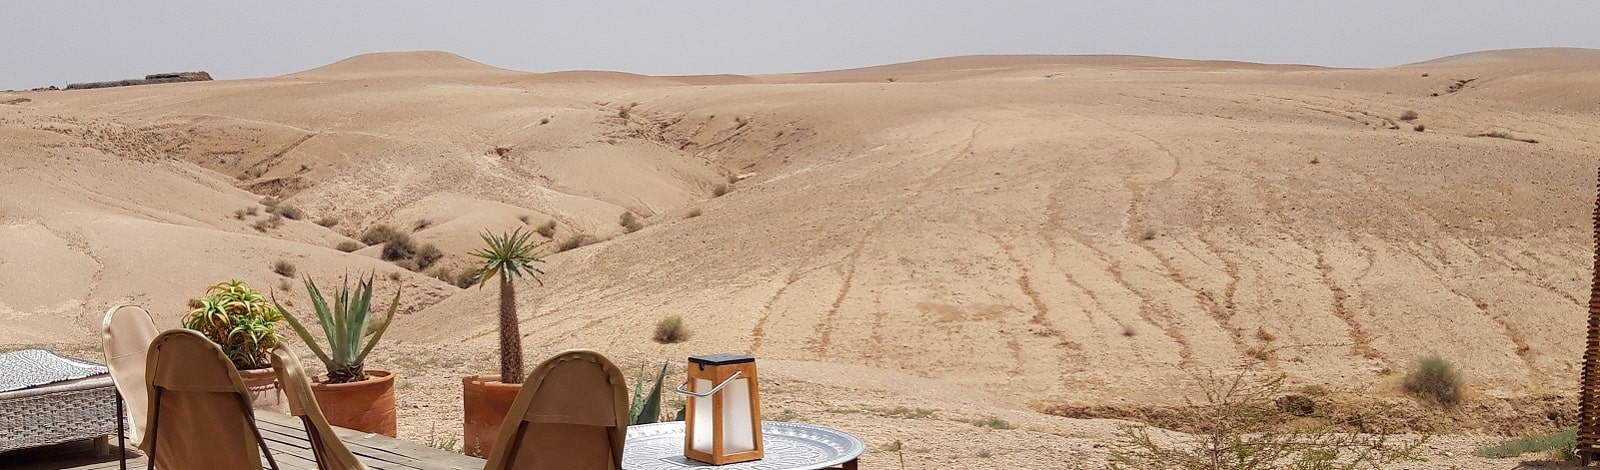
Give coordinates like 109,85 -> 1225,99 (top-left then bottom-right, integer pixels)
676,353 -> 763,465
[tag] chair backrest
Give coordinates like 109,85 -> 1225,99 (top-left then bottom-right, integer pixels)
483,350 -> 629,470
271,345 -> 367,470
142,329 -> 276,470
101,303 -> 159,446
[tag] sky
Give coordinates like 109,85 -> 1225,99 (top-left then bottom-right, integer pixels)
3,1 -> 1598,90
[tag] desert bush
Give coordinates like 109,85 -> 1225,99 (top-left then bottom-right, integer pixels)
260,196 -> 280,209
653,315 -> 690,344
335,240 -> 363,253
620,212 -> 644,233
386,271 -> 402,281
536,220 -> 557,237
360,224 -> 405,245
1402,355 -> 1462,406
277,205 -> 305,220
1413,124 -> 1425,132
539,117 -> 550,125
428,267 -> 453,284
517,214 -> 531,223
686,208 -> 702,218
558,235 -> 591,252
253,213 -> 285,232
1399,110 -> 1419,121
1109,366 -> 1426,469
415,243 -> 443,269
381,233 -> 418,262
454,270 -> 480,289
315,216 -> 339,227
970,417 -> 1013,430
271,259 -> 296,277
413,219 -> 432,231
233,208 -> 248,220
246,206 -> 259,216
712,184 -> 729,197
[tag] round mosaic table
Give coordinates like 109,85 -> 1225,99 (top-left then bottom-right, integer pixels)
622,421 -> 865,470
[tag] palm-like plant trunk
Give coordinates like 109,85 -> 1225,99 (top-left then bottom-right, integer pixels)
498,275 -> 525,384
1581,164 -> 1600,463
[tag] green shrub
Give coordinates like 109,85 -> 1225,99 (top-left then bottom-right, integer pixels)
1475,428 -> 1575,459
653,315 -> 690,344
1402,355 -> 1462,406
335,240 -> 363,253
360,224 -> 405,245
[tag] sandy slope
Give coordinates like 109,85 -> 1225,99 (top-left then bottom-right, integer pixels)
4,49 -> 1600,468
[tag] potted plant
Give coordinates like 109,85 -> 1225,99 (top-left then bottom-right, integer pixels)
182,279 -> 287,411
461,228 -> 546,457
275,274 -> 400,436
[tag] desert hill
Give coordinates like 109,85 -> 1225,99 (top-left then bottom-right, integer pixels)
4,48 -> 1600,468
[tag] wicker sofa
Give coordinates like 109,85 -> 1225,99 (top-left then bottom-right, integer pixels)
0,374 -> 118,454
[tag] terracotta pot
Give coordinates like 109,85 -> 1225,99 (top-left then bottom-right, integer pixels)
462,375 -> 522,458
237,367 -> 287,413
311,370 -> 398,437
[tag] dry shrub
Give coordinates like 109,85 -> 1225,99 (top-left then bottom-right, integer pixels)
517,214 -> 531,223
233,208 -> 248,220
1413,124 -> 1426,132
712,184 -> 729,197
253,213 -> 284,232
686,208 -> 702,218
536,220 -> 557,238
335,240 -> 363,253
558,235 -> 593,252
413,218 -> 433,231
415,243 -> 443,269
271,259 -> 296,277
454,270 -> 480,289
360,224 -> 405,245
277,205 -> 305,220
315,217 -> 339,228
620,212 -> 644,233
1399,110 -> 1419,121
1402,355 -> 1462,407
428,267 -> 453,283
381,233 -> 418,261
653,315 -> 690,344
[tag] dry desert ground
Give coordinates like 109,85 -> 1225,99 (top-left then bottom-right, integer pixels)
5,48 -> 1600,468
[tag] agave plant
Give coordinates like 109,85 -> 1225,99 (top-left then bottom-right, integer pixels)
275,274 -> 399,384
181,279 -> 285,370
629,362 -> 669,425
469,228 -> 546,384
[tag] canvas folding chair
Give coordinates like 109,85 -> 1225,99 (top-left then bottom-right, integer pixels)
271,344 -> 367,470
482,350 -> 630,470
100,303 -> 159,468
141,329 -> 279,470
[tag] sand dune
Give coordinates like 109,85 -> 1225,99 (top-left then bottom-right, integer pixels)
4,48 -> 1599,468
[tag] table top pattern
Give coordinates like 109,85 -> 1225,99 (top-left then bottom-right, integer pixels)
622,421 -> 865,470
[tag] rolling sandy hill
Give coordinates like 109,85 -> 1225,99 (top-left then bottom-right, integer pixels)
4,48 -> 1600,468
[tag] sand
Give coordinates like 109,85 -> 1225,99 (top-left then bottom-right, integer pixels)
4,48 -> 1599,468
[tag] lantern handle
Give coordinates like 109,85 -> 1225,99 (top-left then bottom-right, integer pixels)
673,370 -> 744,398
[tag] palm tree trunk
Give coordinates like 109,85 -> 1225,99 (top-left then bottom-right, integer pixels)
1581,164 -> 1600,462
499,275 -> 525,384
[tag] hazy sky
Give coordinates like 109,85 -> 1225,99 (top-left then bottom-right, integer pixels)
4,1 -> 1598,90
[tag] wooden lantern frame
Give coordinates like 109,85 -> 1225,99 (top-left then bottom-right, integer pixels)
678,353 -> 764,465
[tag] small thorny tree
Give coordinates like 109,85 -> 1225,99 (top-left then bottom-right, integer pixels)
1109,362 -> 1427,470
470,228 -> 546,384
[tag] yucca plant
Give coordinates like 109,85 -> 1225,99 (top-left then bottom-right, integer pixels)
274,274 -> 399,384
182,279 -> 285,370
470,228 -> 547,384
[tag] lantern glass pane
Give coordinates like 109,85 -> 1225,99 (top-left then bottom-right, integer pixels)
723,378 -> 755,453
691,378 -> 714,453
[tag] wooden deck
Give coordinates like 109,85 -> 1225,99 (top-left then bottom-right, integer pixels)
1,410 -> 485,470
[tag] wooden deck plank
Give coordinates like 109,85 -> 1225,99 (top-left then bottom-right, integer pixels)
1,410 -> 485,470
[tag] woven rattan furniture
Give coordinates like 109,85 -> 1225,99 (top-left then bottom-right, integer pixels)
0,374 -> 118,455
